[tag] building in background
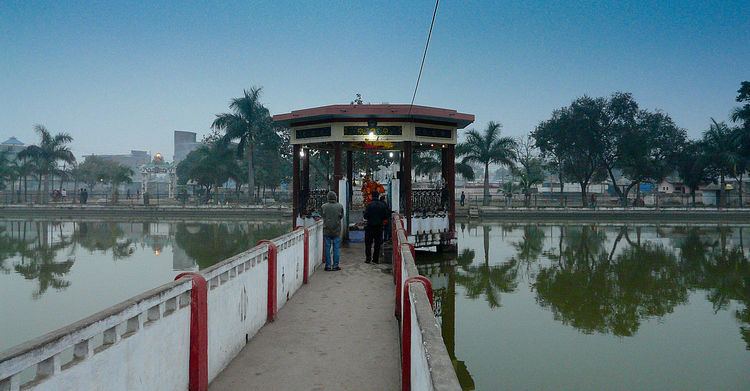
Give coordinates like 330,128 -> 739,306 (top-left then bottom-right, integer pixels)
1,137 -> 26,157
84,150 -> 151,174
174,131 -> 200,164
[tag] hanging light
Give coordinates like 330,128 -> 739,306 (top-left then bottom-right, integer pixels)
299,149 -> 305,157
389,152 -> 394,158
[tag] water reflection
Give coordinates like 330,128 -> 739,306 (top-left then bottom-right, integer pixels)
0,219 -> 288,299
417,252 -> 476,390
420,223 -> 750,388
454,226 -> 518,308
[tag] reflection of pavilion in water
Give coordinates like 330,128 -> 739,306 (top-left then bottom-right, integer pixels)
417,256 -> 475,390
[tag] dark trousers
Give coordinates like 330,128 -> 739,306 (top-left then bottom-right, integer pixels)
365,224 -> 383,263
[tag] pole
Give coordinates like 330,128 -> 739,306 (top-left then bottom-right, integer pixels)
403,141 -> 413,233
292,144 -> 301,228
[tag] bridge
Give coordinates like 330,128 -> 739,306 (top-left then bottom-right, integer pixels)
0,215 -> 460,391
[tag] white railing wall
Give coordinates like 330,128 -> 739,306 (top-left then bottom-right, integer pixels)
0,220 -> 324,391
393,214 -> 461,391
0,280 -> 193,391
203,246 -> 269,382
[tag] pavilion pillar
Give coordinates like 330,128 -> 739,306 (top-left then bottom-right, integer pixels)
403,141 -> 413,234
333,142 -> 343,197
345,150 -> 353,240
346,150 -> 353,204
442,145 -> 456,238
302,147 -> 310,193
292,144 -> 301,228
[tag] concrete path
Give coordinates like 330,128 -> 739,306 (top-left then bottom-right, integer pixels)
209,242 -> 400,391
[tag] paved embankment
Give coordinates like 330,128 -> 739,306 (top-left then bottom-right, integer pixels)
457,206 -> 750,222
209,243 -> 400,391
0,205 -> 290,220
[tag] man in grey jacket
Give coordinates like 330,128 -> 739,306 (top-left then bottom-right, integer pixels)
320,191 -> 344,271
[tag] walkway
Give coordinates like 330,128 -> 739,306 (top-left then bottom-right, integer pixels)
209,242 -> 400,391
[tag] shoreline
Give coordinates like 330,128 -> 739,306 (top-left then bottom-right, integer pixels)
0,204 -> 291,220
462,206 -> 750,223
0,204 -> 748,223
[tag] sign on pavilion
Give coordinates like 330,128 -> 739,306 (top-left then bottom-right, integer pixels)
273,104 -> 474,249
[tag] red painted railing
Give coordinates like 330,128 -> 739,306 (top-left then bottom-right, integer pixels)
173,272 -> 208,391
257,240 -> 278,322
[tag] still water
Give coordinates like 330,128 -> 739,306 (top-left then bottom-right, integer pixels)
420,223 -> 750,391
0,219 -> 288,352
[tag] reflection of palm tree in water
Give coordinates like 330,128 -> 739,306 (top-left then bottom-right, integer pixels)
13,221 -> 74,299
455,225 -> 518,309
511,225 -> 545,277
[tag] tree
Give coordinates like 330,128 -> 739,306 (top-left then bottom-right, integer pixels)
457,122 -> 517,205
77,156 -> 107,190
618,110 -> 687,204
255,124 -> 291,198
702,119 -> 739,207
105,162 -> 133,203
598,92 -> 640,205
731,81 -> 750,130
176,141 -> 238,203
676,141 -> 713,206
414,150 -> 442,179
533,97 -> 607,206
17,125 -> 76,204
513,136 -> 545,206
732,82 -> 750,162
212,87 -> 272,203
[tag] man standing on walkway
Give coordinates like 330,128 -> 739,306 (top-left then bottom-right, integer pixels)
321,191 -> 343,271
364,190 -> 388,264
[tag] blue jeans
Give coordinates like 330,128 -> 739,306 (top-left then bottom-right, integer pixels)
324,235 -> 340,269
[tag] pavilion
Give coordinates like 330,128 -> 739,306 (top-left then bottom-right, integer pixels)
273,104 -> 474,249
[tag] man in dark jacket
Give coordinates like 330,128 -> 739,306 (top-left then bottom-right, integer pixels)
363,191 -> 388,264
320,191 -> 344,271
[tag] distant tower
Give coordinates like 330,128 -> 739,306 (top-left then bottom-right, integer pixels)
173,131 -> 199,164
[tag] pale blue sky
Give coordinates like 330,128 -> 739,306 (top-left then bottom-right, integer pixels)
1,1 -> 748,158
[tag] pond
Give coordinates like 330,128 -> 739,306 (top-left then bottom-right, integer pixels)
419,223 -> 750,391
0,218 -> 288,353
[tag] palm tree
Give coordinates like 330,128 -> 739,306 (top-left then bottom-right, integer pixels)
414,150 -> 476,182
414,151 -> 442,180
108,163 -> 133,203
0,151 -> 13,201
211,87 -> 271,203
457,122 -> 517,205
18,125 -> 75,204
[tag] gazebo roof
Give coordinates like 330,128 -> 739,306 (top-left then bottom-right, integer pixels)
273,104 -> 474,129
2,136 -> 24,145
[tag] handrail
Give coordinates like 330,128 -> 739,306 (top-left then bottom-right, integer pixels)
392,213 -> 461,391
0,219 -> 324,391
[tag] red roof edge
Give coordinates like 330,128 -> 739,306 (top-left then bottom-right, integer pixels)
273,104 -> 475,129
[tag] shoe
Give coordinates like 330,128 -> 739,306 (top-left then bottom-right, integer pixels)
333,266 -> 341,271
372,260 -> 379,264
365,260 -> 371,264
324,267 -> 332,271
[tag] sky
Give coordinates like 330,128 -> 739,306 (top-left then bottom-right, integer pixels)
1,1 -> 748,159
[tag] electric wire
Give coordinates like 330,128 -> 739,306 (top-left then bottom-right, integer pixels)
408,0 -> 440,117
